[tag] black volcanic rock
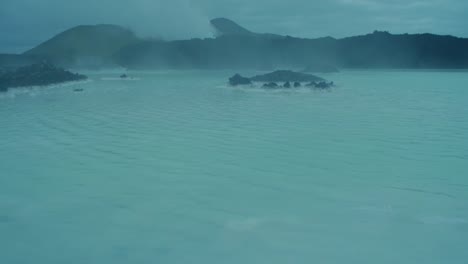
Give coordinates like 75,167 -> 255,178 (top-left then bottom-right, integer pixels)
306,81 -> 334,89
0,62 -> 87,92
262,82 -> 279,89
228,70 -> 332,89
318,81 -> 334,89
229,74 -> 252,86
251,70 -> 325,82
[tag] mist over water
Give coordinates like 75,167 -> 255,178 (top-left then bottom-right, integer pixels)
1,70 -> 467,263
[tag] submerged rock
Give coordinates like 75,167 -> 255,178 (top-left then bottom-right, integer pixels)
229,74 -> 252,86
73,88 -> 84,92
0,62 -> 87,92
120,74 -> 128,79
250,70 -> 324,83
283,81 -> 291,88
294,82 -> 301,87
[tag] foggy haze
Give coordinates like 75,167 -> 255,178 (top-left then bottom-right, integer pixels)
1,0 -> 468,53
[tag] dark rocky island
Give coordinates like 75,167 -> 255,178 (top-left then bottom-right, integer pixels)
0,62 -> 87,92
229,74 -> 252,86
229,70 -> 333,89
262,82 -> 279,89
250,70 -> 325,82
306,81 -> 335,89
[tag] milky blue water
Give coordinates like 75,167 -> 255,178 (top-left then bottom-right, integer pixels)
1,70 -> 468,264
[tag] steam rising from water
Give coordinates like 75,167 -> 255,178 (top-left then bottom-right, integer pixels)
116,0 -> 214,39
1,0 -> 214,50
1,70 -> 468,263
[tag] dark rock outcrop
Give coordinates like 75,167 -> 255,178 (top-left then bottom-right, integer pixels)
251,70 -> 325,83
228,70 -> 332,89
316,81 -> 334,89
262,82 -> 279,89
306,81 -> 334,89
229,74 -> 252,86
0,62 -> 87,92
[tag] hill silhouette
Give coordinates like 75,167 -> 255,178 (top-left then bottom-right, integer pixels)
115,20 -> 468,70
24,24 -> 140,68
1,18 -> 467,70
210,18 -> 254,36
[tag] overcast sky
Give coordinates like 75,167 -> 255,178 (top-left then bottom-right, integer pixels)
1,0 -> 467,53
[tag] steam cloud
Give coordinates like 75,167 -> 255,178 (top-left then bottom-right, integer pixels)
0,0 -> 214,52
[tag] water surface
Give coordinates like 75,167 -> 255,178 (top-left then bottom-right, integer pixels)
1,70 -> 467,264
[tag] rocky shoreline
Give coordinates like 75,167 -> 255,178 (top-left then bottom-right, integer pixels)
0,62 -> 87,92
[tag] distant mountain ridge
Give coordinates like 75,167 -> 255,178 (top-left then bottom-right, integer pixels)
210,18 -> 254,36
1,18 -> 468,70
116,29 -> 468,70
24,24 -> 140,68
211,18 -> 282,39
